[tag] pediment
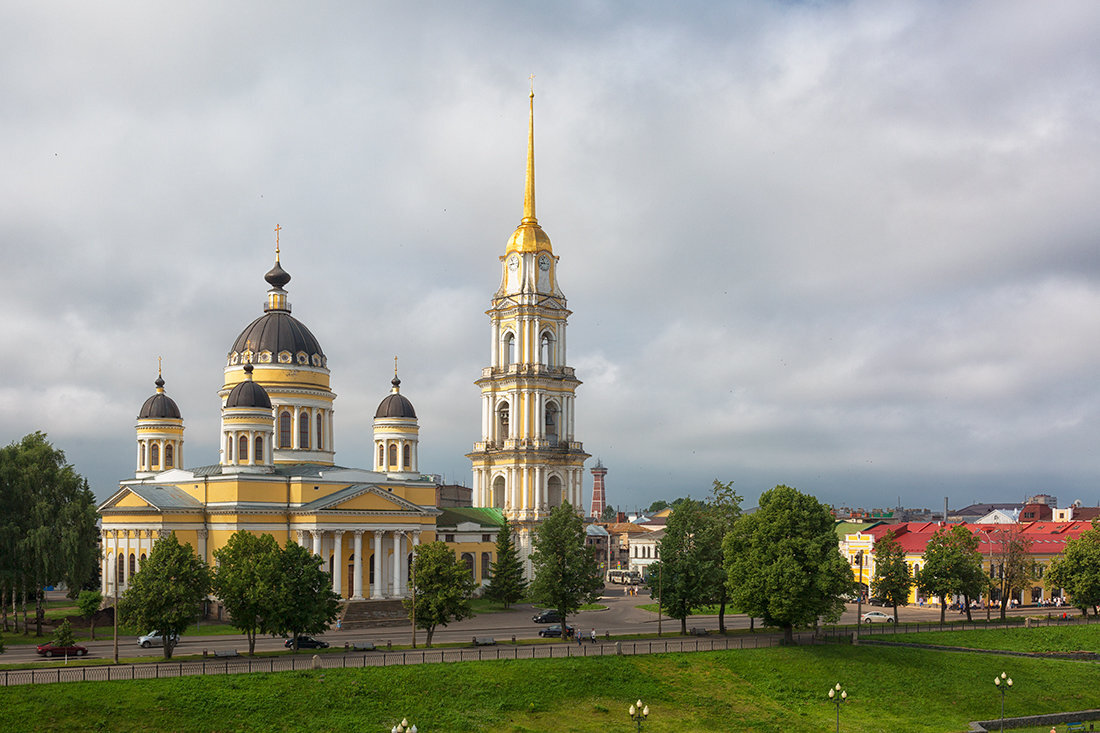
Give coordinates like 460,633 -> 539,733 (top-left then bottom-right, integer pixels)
295,484 -> 439,516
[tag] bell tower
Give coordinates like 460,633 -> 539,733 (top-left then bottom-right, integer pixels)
468,86 -> 589,574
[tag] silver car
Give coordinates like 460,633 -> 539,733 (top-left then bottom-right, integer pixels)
138,631 -> 180,648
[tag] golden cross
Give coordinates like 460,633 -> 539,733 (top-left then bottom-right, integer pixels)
274,224 -> 281,260
394,355 -> 398,377
529,74 -> 535,95
158,356 -> 162,377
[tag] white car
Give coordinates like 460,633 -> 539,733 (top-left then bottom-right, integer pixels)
861,611 -> 893,624
138,631 -> 180,648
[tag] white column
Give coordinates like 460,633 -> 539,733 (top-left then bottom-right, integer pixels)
110,531 -> 120,594
101,531 -> 110,595
392,531 -> 403,597
312,530 -> 323,557
294,530 -> 306,547
372,531 -> 384,599
293,406 -> 300,449
122,531 -> 131,587
197,528 -> 208,564
491,320 -> 500,368
521,468 -> 529,513
352,530 -> 364,600
332,531 -> 344,597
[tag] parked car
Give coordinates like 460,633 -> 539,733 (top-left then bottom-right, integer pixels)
538,624 -> 576,638
532,609 -> 561,624
861,611 -> 893,624
138,631 -> 180,648
284,635 -> 329,649
36,642 -> 88,657
866,597 -> 889,606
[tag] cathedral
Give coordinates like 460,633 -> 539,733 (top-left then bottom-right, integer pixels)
97,88 -> 584,600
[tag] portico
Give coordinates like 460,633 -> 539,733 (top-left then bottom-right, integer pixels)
294,526 -> 423,600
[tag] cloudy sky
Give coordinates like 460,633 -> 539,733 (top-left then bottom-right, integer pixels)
3,1 -> 1099,513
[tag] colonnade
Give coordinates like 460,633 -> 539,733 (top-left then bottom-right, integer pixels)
295,527 -> 421,600
99,527 -> 200,596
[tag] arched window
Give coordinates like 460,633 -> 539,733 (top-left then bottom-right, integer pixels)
140,443 -> 146,469
545,402 -> 559,445
377,444 -> 384,468
547,475 -> 563,508
503,332 -> 516,366
254,436 -> 264,463
540,332 -> 553,366
316,413 -> 323,451
117,553 -> 125,583
128,553 -> 136,577
388,444 -> 397,468
238,435 -> 249,462
225,435 -> 233,462
279,411 -> 292,448
461,552 -> 475,581
497,402 -> 510,441
164,443 -> 174,469
481,552 -> 491,581
403,444 -> 411,469
150,443 -> 160,469
491,475 -> 506,509
299,412 -> 310,450
368,555 -> 375,584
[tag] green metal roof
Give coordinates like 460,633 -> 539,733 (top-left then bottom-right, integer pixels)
436,506 -> 506,529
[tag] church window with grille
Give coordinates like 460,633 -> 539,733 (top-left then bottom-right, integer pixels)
280,411 -> 291,448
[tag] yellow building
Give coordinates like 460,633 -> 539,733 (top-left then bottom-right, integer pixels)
467,88 -> 589,575
98,250 -> 441,605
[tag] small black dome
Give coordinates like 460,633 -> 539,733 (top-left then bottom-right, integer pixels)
138,376 -> 181,419
230,311 -> 325,361
264,260 -> 291,289
375,378 -> 416,419
225,366 -> 273,409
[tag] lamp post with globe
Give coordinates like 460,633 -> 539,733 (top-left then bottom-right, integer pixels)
391,718 -> 417,733
994,672 -> 1013,731
828,683 -> 847,732
628,700 -> 649,731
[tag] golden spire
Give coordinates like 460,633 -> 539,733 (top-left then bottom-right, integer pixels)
523,76 -> 536,224
274,224 -> 282,262
158,356 -> 162,378
391,355 -> 401,393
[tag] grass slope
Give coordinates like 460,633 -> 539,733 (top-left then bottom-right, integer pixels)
2,645 -> 1100,732
887,624 -> 1100,654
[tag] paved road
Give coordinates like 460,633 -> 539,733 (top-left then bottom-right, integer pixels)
0,586 -> 986,665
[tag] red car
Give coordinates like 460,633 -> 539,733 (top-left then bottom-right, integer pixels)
36,642 -> 88,658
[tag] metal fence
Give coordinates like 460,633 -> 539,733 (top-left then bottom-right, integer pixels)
1,633 -> 824,687
819,609 -> 1099,641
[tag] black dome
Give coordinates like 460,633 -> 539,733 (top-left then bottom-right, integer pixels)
375,393 -> 417,418
225,367 -> 273,409
138,377 -> 181,419
230,311 -> 325,361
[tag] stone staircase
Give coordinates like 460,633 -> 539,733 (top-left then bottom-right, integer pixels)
339,599 -> 409,629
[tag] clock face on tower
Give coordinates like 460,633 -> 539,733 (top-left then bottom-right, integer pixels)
539,255 -> 551,272
508,255 -> 519,272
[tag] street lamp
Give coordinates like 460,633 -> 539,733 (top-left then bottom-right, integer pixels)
828,683 -> 848,732
628,700 -> 649,731
993,672 -> 1012,731
391,718 -> 417,733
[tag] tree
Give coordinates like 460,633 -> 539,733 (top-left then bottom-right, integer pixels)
267,541 -> 341,651
76,590 -> 102,641
647,500 -> 710,634
485,520 -> 527,608
871,530 -> 912,623
0,433 -> 99,637
404,541 -> 475,647
989,525 -> 1036,619
724,485 -> 851,644
53,618 -> 74,648
528,502 -> 603,640
702,479 -> 742,633
212,531 -> 281,654
600,505 -> 617,522
646,500 -> 669,513
918,524 -> 985,623
1047,520 -> 1100,616
119,533 -> 210,659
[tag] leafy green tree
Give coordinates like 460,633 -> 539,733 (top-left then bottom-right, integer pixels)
647,500 -> 669,513
703,479 -> 742,633
724,485 -> 851,644
989,525 -> 1036,619
871,530 -> 912,622
0,433 -> 99,636
529,502 -> 603,640
268,541 -> 341,651
918,524 -> 985,623
600,505 -> 617,522
485,521 -> 527,608
212,531 -> 281,654
76,590 -> 102,641
405,541 -> 475,647
119,533 -> 210,659
53,618 -> 75,648
647,501 -> 710,634
1047,520 -> 1100,616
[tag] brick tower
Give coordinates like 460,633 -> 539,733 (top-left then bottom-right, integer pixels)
590,459 -> 607,520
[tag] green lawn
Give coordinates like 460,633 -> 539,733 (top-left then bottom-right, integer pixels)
1,644 -> 1098,731
886,624 -> 1100,654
